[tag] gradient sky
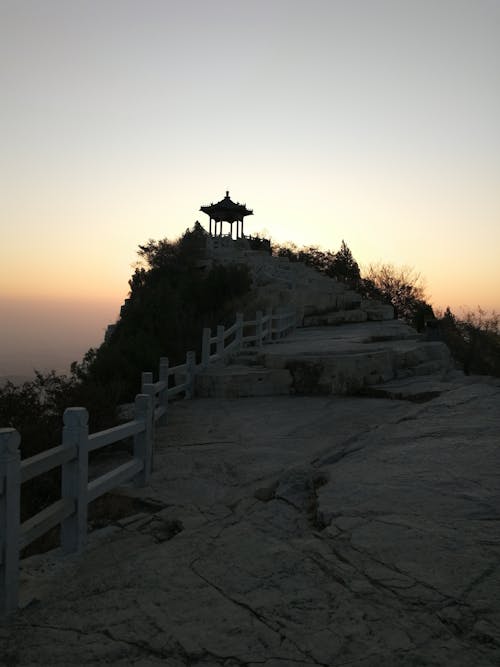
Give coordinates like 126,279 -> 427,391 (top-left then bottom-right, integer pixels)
1,0 -> 499,376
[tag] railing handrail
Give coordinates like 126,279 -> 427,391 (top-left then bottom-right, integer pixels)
20,444 -> 77,484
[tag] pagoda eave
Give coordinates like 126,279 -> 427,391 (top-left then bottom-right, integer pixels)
200,207 -> 253,223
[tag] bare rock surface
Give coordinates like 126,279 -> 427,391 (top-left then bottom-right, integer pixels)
194,322 -> 453,399
260,323 -> 452,395
2,380 -> 500,666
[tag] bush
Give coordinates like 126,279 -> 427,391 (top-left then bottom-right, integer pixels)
361,263 -> 434,328
438,307 -> 500,376
273,239 -> 361,287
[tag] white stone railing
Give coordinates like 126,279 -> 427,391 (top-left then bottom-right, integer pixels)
0,306 -> 296,615
199,308 -> 296,369
143,307 -> 297,413
0,394 -> 153,615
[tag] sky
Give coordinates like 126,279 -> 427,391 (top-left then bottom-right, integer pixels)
1,0 -> 499,377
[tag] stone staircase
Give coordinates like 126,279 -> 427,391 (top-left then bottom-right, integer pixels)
205,242 -> 394,325
196,320 -> 453,399
195,362 -> 292,399
197,243 -> 453,400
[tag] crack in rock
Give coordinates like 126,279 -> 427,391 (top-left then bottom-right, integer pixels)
188,558 -> 328,667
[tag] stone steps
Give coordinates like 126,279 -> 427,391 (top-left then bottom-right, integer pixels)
302,300 -> 394,327
360,301 -> 395,321
362,374 -> 463,402
209,243 -> 367,317
208,242 -> 399,326
303,309 -> 368,327
249,323 -> 452,397
232,349 -> 262,366
195,364 -> 292,398
196,329 -> 452,399
290,355 -> 449,396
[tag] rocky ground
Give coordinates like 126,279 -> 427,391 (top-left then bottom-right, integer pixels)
2,372 -> 500,666
196,321 -> 452,399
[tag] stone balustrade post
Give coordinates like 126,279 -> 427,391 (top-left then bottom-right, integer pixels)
235,313 -> 244,351
141,377 -> 156,468
284,309 -> 291,335
141,372 -> 155,412
158,357 -> 169,426
0,428 -> 21,615
255,310 -> 263,347
271,310 -> 279,340
61,407 -> 89,555
278,309 -> 285,338
216,325 -> 225,357
265,307 -> 273,343
141,371 -> 153,394
285,309 -> 292,335
201,327 -> 211,368
185,351 -> 196,399
133,394 -> 153,487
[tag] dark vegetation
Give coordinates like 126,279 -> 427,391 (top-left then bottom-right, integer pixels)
78,222 -> 251,403
1,227 -> 498,533
438,306 -> 500,376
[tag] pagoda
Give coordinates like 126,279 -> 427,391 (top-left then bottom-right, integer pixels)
200,191 -> 253,239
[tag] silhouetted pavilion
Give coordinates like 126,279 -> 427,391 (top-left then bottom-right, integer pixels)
200,191 -> 253,239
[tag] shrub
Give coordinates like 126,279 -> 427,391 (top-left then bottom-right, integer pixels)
438,307 -> 500,376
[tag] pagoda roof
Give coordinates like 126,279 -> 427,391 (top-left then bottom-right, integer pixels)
200,191 -> 253,223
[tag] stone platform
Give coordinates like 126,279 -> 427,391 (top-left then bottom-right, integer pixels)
197,321 -> 452,399
3,380 -> 500,666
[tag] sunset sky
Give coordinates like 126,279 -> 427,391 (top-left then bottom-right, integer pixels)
1,0 -> 499,376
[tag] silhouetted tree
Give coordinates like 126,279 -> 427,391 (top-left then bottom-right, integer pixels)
363,262 -> 432,325
274,242 -> 301,264
438,306 -> 500,376
273,240 -> 357,284
326,240 -> 361,285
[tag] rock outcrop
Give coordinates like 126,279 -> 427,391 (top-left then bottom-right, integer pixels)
197,319 -> 452,399
4,378 -> 500,666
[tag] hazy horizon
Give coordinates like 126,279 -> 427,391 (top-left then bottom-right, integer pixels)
0,295 -> 121,380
